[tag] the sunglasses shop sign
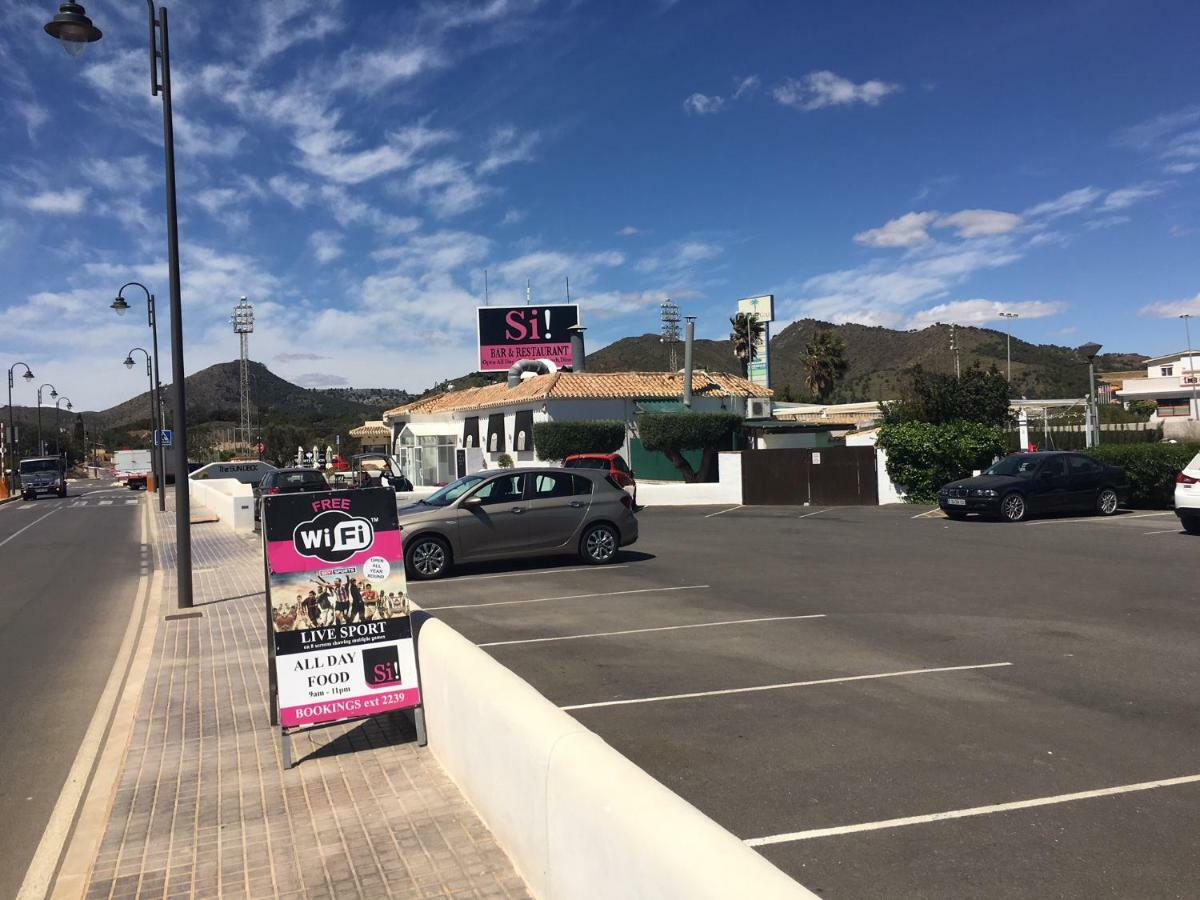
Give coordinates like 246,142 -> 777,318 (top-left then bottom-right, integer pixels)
262,488 -> 421,735
477,303 -> 579,371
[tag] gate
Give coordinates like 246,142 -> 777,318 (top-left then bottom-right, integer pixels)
741,447 -> 878,506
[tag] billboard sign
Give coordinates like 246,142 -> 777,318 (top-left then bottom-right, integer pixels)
262,487 -> 420,729
477,304 -> 580,371
737,294 -> 774,389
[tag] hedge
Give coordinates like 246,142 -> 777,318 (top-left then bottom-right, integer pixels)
532,420 -> 626,461
637,412 -> 743,482
877,421 -> 1006,503
1088,442 -> 1200,508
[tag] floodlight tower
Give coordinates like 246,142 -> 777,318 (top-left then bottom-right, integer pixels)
232,296 -> 254,450
660,298 -> 681,371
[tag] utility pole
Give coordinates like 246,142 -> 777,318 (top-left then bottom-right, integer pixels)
999,311 -> 1019,384
232,297 -> 254,451
950,324 -> 961,379
1182,314 -> 1198,421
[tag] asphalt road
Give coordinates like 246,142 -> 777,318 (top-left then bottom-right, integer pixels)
0,484 -> 144,899
419,502 -> 1200,898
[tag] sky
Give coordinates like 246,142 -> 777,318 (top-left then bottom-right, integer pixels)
3,0 -> 1200,409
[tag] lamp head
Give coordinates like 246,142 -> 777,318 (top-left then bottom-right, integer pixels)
1078,342 -> 1103,361
43,1 -> 102,58
22,369 -> 34,382
123,356 -> 135,370
111,296 -> 130,316
50,387 -> 58,399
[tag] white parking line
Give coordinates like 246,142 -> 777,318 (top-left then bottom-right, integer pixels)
797,508 -> 830,519
1029,511 -> 1175,526
1143,529 -> 1181,536
0,508 -> 58,549
704,505 -> 743,518
420,564 -> 630,585
424,584 -> 709,612
98,500 -> 113,506
744,772 -> 1200,847
560,661 -> 1013,712
478,614 -> 826,648
911,508 -> 942,519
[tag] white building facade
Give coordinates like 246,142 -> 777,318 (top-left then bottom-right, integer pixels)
1116,351 -> 1200,421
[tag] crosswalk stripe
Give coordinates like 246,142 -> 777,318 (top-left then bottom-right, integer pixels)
98,500 -> 113,506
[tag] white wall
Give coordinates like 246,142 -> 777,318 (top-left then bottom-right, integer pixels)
636,452 -> 743,506
188,477 -> 256,531
845,430 -> 906,505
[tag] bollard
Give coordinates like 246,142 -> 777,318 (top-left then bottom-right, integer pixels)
147,473 -> 157,493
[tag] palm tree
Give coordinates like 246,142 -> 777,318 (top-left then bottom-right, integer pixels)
729,313 -> 766,377
803,330 -> 849,402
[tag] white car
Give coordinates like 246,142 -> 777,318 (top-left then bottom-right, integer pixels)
1176,450 -> 1200,534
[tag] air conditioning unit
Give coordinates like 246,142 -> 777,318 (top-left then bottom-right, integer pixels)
747,398 -> 772,419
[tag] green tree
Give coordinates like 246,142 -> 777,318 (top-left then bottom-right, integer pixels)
729,313 -> 766,378
533,420 -> 626,461
803,331 -> 849,402
884,363 -> 1011,427
877,421 -> 1006,503
637,412 -> 742,482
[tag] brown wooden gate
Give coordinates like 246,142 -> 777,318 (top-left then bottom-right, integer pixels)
741,447 -> 878,506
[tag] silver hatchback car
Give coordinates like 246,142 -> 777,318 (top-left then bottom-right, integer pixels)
398,467 -> 639,580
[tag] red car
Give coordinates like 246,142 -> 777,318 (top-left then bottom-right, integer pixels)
563,453 -> 637,503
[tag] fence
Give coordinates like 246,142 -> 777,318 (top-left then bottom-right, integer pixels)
1006,422 -> 1157,452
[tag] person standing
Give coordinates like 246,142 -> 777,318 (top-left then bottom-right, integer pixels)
348,578 -> 366,623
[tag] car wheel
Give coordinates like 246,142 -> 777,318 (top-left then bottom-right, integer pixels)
944,509 -> 967,520
406,535 -> 451,580
580,523 -> 619,565
1000,492 -> 1027,522
1182,515 -> 1200,535
1096,487 -> 1119,517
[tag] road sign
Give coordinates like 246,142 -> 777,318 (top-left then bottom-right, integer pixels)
255,441 -> 265,454
155,429 -> 173,447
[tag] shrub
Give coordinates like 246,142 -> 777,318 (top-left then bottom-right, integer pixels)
883,364 -> 1012,428
877,421 -> 1006,503
637,412 -> 743,483
496,453 -> 514,469
1089,442 -> 1200,508
532,420 -> 626,461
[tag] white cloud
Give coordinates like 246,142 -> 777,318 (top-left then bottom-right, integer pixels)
1084,215 -> 1131,230
319,185 -> 421,236
309,230 -> 344,264
296,122 -> 454,185
499,209 -> 526,225
255,0 -> 345,62
370,230 -> 490,272
636,241 -> 722,273
772,71 -> 900,111
1165,162 -> 1198,174
1139,292 -> 1200,318
478,126 -> 540,174
1103,183 -> 1163,210
1024,186 -> 1102,219
403,159 -> 490,216
23,189 -> 88,215
907,299 -> 1065,329
80,156 -> 153,195
13,100 -> 48,139
616,225 -> 641,236
936,209 -> 1022,238
732,75 -> 760,99
683,93 -> 725,115
268,175 -> 313,208
854,211 -> 937,248
1116,106 -> 1200,152
331,45 -> 442,94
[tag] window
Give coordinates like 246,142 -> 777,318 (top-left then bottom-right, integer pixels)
514,410 -> 534,452
563,457 -> 607,470
1157,398 -> 1191,417
473,474 -> 525,505
571,475 -> 594,495
1068,455 -> 1100,475
613,455 -> 631,474
1041,457 -> 1068,478
1160,365 -> 1175,377
532,473 -> 575,498
462,417 -> 480,449
487,413 -> 506,453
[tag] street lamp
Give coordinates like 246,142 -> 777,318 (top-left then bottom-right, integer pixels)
124,348 -> 163,496
999,312 -> 1019,385
1079,342 -> 1103,448
54,396 -> 73,456
114,283 -> 166,512
37,383 -> 58,455
50,2 -> 194,607
1182,314 -> 1198,422
6,363 -> 35,492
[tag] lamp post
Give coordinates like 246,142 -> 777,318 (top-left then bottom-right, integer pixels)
124,348 -> 162,495
49,1 -> 193,607
54,396 -> 73,457
1079,342 -> 1103,448
6,363 -> 35,491
114,284 -> 166,511
999,312 -> 1019,385
1182,314 -> 1198,421
36,383 -> 58,455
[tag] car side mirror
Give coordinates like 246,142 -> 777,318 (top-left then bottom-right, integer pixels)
461,495 -> 483,508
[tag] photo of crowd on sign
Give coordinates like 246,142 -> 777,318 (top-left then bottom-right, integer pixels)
269,565 -> 410,633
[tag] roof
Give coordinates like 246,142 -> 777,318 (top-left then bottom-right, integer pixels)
349,421 -> 390,439
384,371 -> 770,419
1143,350 -> 1196,366
742,418 -> 847,431
398,421 -> 459,438
773,402 -> 881,426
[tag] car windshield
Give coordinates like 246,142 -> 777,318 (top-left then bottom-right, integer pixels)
984,456 -> 1040,477
20,459 -> 60,473
422,474 -> 486,507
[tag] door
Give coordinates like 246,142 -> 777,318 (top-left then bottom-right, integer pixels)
1067,454 -> 1104,511
1032,455 -> 1071,512
454,472 -> 529,560
523,472 -> 592,550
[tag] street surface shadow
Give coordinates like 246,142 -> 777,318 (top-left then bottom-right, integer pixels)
299,710 -> 420,763
441,549 -> 655,579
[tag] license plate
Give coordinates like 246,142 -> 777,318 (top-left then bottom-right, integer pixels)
947,498 -> 967,506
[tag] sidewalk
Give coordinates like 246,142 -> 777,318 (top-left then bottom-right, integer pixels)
82,497 -> 530,899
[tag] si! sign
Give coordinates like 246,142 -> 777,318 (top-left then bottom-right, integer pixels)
477,304 -> 579,372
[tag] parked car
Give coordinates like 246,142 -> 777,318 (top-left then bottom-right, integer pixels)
563,452 -> 637,503
397,467 -> 639,579
1175,450 -> 1200,534
340,452 -> 413,493
938,451 -> 1129,522
254,467 -> 331,527
18,456 -> 67,500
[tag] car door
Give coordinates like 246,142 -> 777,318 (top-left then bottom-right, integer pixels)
1067,454 -> 1104,511
1032,456 -> 1071,513
522,472 -> 592,550
453,472 -> 530,560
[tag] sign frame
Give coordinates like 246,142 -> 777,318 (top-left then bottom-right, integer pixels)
736,294 -> 774,390
476,303 -> 580,372
154,428 -> 173,447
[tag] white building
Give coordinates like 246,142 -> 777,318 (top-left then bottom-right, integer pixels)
382,370 -> 769,487
1115,351 -> 1200,421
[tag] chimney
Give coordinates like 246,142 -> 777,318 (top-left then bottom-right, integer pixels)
568,325 -> 587,373
683,316 -> 696,408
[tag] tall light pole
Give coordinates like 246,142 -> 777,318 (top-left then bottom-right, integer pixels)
999,312 -> 1019,385
49,1 -> 194,607
113,283 -> 166,511
1182,314 -> 1198,421
6,363 -> 36,492
1080,342 -> 1103,448
54,396 -> 73,456
124,348 -> 162,496
36,383 -> 58,455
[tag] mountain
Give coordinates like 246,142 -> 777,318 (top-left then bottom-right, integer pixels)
586,320 -> 1148,401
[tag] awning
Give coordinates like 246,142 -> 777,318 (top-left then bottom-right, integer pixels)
487,413 -> 506,453
463,416 -> 480,449
513,409 -> 534,452
399,421 -> 458,439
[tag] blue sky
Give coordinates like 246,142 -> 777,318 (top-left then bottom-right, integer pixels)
3,0 -> 1200,409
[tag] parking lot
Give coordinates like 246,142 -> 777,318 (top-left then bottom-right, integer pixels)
416,503 -> 1199,898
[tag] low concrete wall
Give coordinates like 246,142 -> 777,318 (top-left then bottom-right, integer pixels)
845,431 -> 907,505
417,617 -> 813,899
188,477 -> 255,531
636,451 -> 743,507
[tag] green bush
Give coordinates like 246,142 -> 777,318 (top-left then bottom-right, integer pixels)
496,453 -> 514,469
1089,442 -> 1200,508
637,412 -> 743,482
877,421 -> 1006,503
532,420 -> 625,461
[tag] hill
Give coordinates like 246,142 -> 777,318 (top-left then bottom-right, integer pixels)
586,321 -> 1147,402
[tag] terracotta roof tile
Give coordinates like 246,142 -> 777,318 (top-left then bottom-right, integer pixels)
349,423 -> 391,439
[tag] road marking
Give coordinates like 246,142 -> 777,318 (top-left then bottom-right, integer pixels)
124,499 -> 139,506
478,614 -> 826,648
704,505 -> 743,518
1029,511 -> 1174,526
425,584 -> 709,612
1143,529 -> 1180,536
560,661 -> 1013,711
797,508 -> 830,519
911,508 -> 943,519
70,501 -> 86,508
744,772 -> 1200,847
420,564 -> 630,585
98,500 -> 113,506
0,507 -> 58,548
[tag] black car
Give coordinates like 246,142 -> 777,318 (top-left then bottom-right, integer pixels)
938,451 -> 1130,522
254,468 -> 331,528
